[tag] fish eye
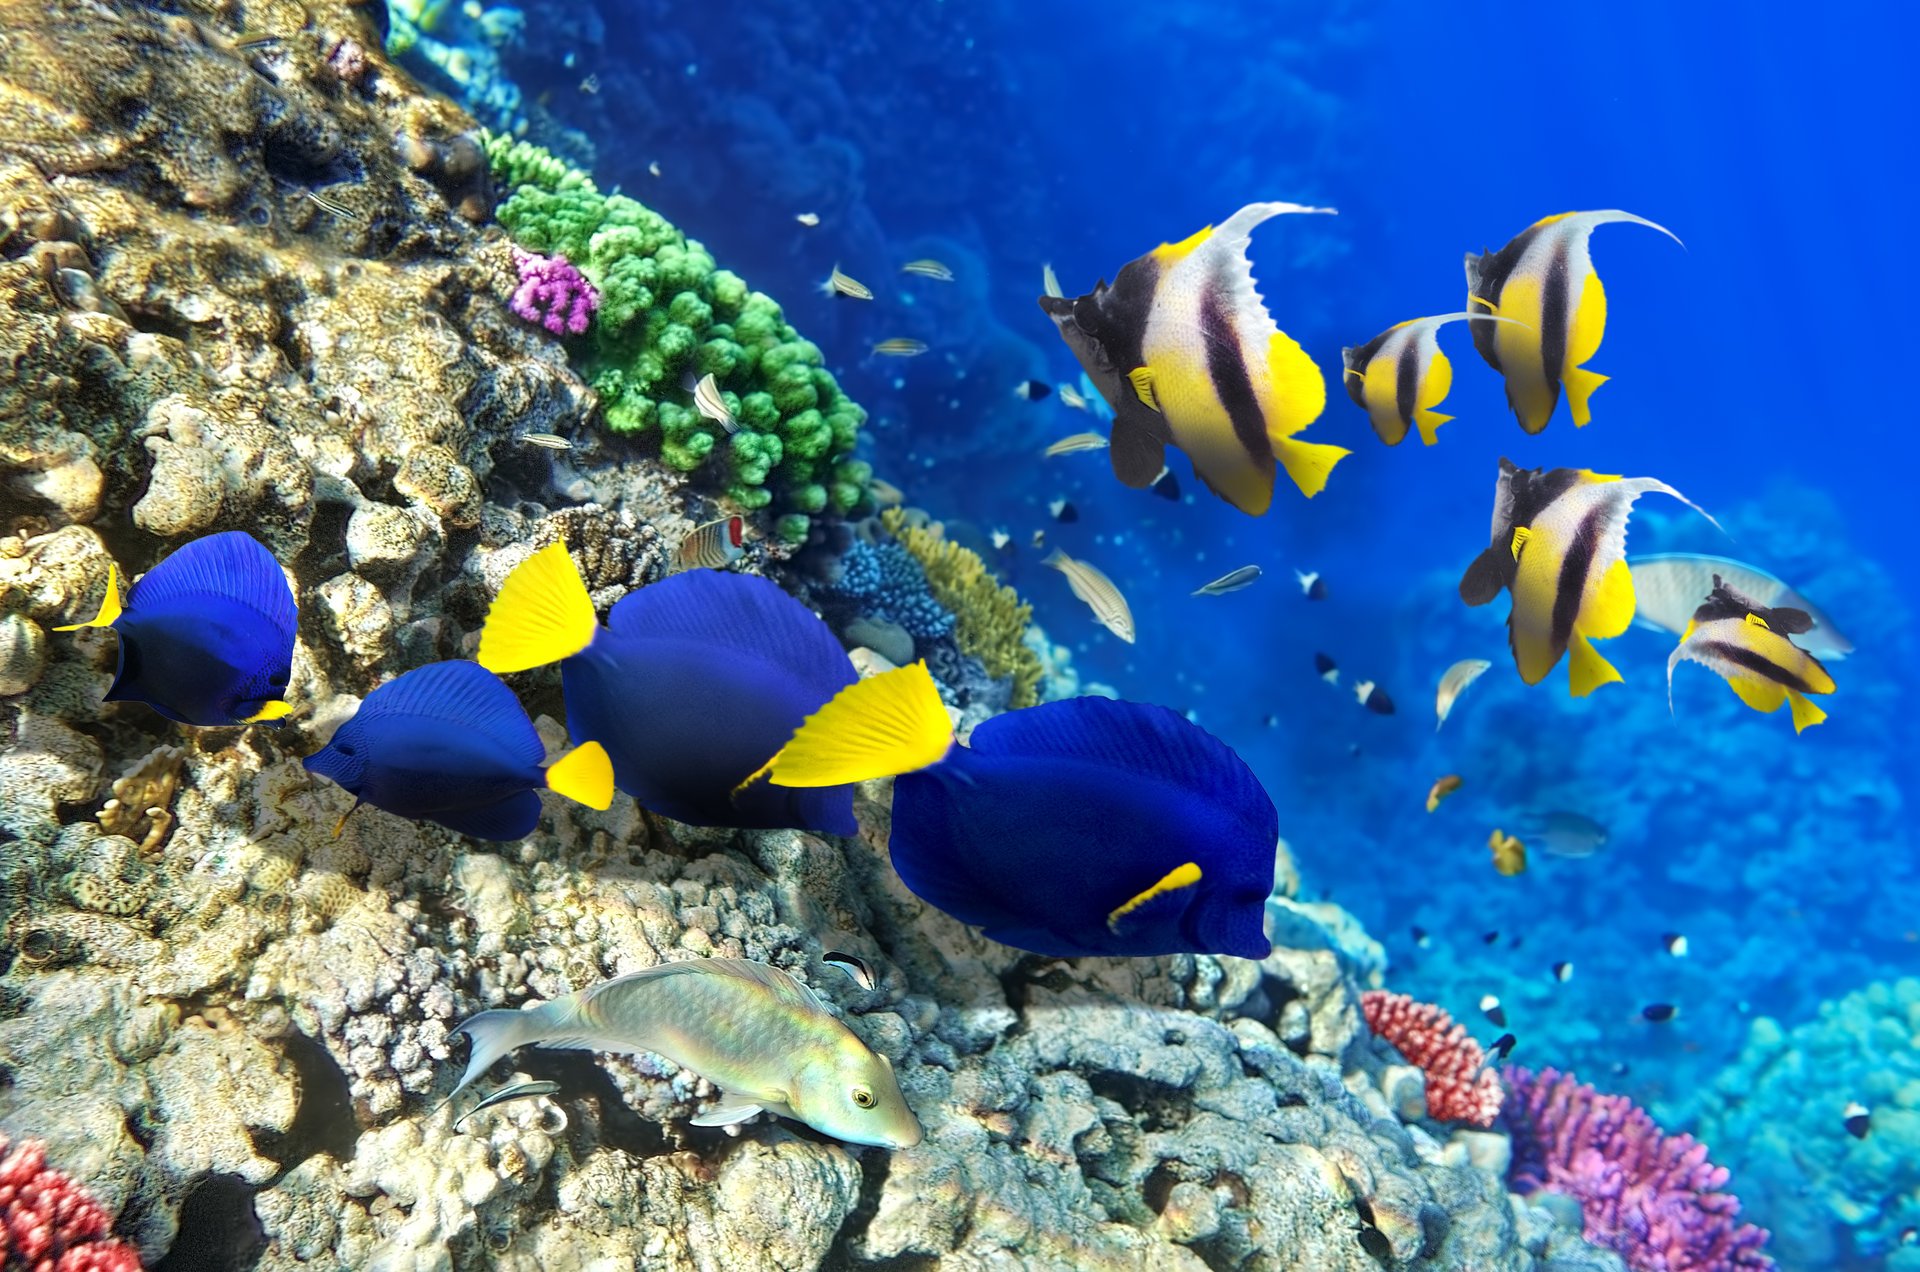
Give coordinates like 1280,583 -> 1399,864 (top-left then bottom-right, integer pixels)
850,1086 -> 876,1110
1071,295 -> 1101,336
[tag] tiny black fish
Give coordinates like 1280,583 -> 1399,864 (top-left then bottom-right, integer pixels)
1897,1225 -> 1916,1247
1479,994 -> 1506,1028
1610,1060 -> 1631,1077
1314,652 -> 1338,684
1355,681 -> 1395,715
1150,468 -> 1181,501
1049,498 -> 1079,523
1015,379 -> 1052,401
1551,961 -> 1573,982
1642,1003 -> 1678,1023
1296,569 -> 1328,600
1411,926 -> 1430,949
1489,1032 -> 1517,1061
1481,930 -> 1500,945
1843,1101 -> 1871,1140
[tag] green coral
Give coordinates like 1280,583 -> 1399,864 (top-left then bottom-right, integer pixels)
881,509 -> 1045,709
482,134 -> 872,522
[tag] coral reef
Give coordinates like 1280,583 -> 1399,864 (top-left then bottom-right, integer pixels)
825,541 -> 955,642
0,1132 -> 143,1271
1362,991 -> 1504,1128
881,508 -> 1046,710
508,247 -> 598,336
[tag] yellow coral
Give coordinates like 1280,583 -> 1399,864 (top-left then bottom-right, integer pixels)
881,508 -> 1044,709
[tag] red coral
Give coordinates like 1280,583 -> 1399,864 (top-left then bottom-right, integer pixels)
0,1134 -> 143,1272
1361,989 -> 1504,1127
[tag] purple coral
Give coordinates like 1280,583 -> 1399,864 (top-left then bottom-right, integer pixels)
510,247 -> 600,336
1504,1066 -> 1773,1272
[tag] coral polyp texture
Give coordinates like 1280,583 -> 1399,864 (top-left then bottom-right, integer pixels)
880,508 -> 1046,709
509,247 -> 599,336
482,134 -> 873,534
1360,990 -> 1504,1127
1504,1066 -> 1773,1272
0,1134 -> 143,1272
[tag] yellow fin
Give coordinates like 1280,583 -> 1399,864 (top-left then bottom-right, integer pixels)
1107,861 -> 1202,934
53,561 -> 122,631
1263,330 -> 1327,442
546,740 -> 614,809
1743,612 -> 1770,630
1413,346 -> 1454,446
1152,224 -> 1213,262
744,661 -> 954,791
1413,409 -> 1451,448
1786,689 -> 1827,734
1470,295 -> 1499,314
1564,366 -> 1610,428
1729,676 -> 1785,714
1127,365 -> 1160,412
1510,526 -> 1533,560
1275,437 -> 1349,499
1583,558 -> 1636,640
1567,269 -> 1608,367
243,700 -> 294,723
477,543 -> 597,674
1568,631 -> 1623,697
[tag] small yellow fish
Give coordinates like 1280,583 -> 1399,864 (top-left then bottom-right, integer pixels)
869,477 -> 905,506
1058,384 -> 1089,411
901,259 -> 954,282
796,212 -> 821,227
871,338 -> 928,357
1042,263 -> 1063,299
1435,658 -> 1492,730
1042,432 -> 1110,458
1045,549 -> 1134,644
822,265 -> 872,300
676,516 -> 746,572
1425,774 -> 1462,813
692,373 -> 737,432
1488,829 -> 1527,877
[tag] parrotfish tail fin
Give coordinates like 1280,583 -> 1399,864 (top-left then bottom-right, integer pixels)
448,1006 -> 546,1106
53,560 -> 123,631
546,740 -> 614,810
1567,631 -> 1623,697
478,542 -> 598,674
1575,209 -> 1685,250
1107,861 -> 1204,936
1786,689 -> 1827,733
743,661 -> 954,791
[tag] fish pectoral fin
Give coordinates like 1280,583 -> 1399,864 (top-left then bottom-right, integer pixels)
477,542 -> 598,674
1127,365 -> 1161,412
546,740 -> 614,810
1786,689 -> 1828,733
1108,411 -> 1169,489
1106,861 -> 1203,935
1567,632 -> 1624,698
690,1097 -> 766,1128
742,661 -> 954,791
1458,546 -> 1512,607
53,560 -> 123,631
1509,526 -> 1533,560
241,699 -> 294,724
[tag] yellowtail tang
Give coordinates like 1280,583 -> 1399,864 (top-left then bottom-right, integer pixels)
1665,575 -> 1836,733
477,543 -> 860,833
304,660 -> 613,840
56,530 -> 297,727
743,663 -> 1277,959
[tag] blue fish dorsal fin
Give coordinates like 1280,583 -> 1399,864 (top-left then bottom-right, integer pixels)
968,698 -> 1276,842
607,572 -> 854,699
128,532 -> 296,638
356,660 -> 543,768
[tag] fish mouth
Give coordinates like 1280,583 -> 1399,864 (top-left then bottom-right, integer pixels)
1036,295 -> 1075,318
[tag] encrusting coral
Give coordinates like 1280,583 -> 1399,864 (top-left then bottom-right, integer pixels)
1361,989 -> 1505,1128
0,1131 -> 144,1271
880,508 -> 1045,708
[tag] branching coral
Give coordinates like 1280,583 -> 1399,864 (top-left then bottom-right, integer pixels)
482,135 -> 872,538
826,541 -> 955,641
0,1133 -> 143,1271
1360,989 -> 1503,1127
881,509 -> 1044,708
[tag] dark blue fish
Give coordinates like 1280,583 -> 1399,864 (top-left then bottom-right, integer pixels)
303,660 -> 611,840
56,531 -> 296,727
478,544 -> 858,834
753,665 -> 1277,958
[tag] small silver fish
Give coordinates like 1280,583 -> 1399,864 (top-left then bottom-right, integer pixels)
1042,432 -> 1109,458
871,338 -> 928,357
1030,529 -> 1046,549
1045,549 -> 1134,644
1192,565 -> 1262,597
693,373 -> 737,433
1533,810 -> 1608,859
1042,262 -> 1063,299
796,212 -> 821,227
901,260 -> 954,282
1435,658 -> 1492,730
989,528 -> 1011,550
822,951 -> 876,991
1058,384 -> 1090,411
1295,569 -> 1327,600
822,265 -> 872,300
648,160 -> 662,177
580,74 -> 601,94
302,189 -> 365,223
676,516 -> 746,572
519,432 -> 574,451
453,1080 -> 561,1132
448,958 -> 921,1148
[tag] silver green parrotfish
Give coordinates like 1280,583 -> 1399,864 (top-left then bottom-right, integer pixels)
448,958 -> 921,1149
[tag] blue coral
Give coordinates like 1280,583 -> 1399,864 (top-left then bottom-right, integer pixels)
828,542 -> 955,641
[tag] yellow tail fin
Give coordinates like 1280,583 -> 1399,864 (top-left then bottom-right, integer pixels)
1568,631 -> 1623,697
1275,437 -> 1350,499
1413,409 -> 1451,447
53,561 -> 122,631
742,661 -> 954,791
477,543 -> 598,674
1564,367 -> 1609,427
1786,689 -> 1827,734
546,740 -> 614,809
242,700 -> 294,723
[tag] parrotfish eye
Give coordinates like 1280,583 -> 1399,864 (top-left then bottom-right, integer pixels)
850,1086 -> 876,1110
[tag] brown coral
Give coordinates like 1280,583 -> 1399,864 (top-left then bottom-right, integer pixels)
880,508 -> 1044,708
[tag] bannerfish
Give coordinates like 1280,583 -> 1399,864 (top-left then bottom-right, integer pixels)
1342,313 -> 1527,447
1314,652 -> 1339,684
871,338 -> 929,357
448,958 -> 921,1149
1480,995 -> 1506,1027
1488,829 -> 1527,876
1044,549 -> 1134,643
795,212 -> 820,227
1552,961 -> 1573,983
1631,552 -> 1851,661
692,373 -> 737,433
1459,458 -> 1718,695
56,531 -> 297,727
821,265 -> 872,300
675,516 -> 746,573
1426,774 -> 1462,813
1353,680 -> 1394,715
1844,1102 -> 1872,1139
1192,565 -> 1262,597
746,663 -> 1278,959
1150,467 -> 1181,501
1534,810 -> 1609,859
1042,262 -> 1063,299
519,432 -> 574,450
1295,569 -> 1327,600
1490,1032 -> 1518,1061
1662,932 -> 1689,957
1039,202 -> 1350,515
901,259 -> 954,282
1435,658 -> 1492,729
1049,498 -> 1079,523
477,543 -> 860,833
304,660 -> 614,840
1666,575 -> 1836,733
1016,379 -> 1053,402
1058,384 -> 1090,411
1465,210 -> 1683,433
1043,432 -> 1109,457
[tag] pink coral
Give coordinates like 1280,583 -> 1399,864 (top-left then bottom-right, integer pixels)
1360,989 -> 1504,1127
0,1134 -> 143,1271
509,247 -> 600,336
1504,1067 -> 1772,1272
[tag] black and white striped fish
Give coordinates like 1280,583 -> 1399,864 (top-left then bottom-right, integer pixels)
1459,458 -> 1718,696
1666,576 -> 1836,734
1037,203 -> 1349,516
676,516 -> 746,572
1342,312 -> 1525,447
1465,210 -> 1682,434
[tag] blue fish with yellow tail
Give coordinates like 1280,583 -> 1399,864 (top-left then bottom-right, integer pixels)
55,530 -> 297,727
746,663 -> 1277,959
476,543 -> 859,833
303,660 -> 613,840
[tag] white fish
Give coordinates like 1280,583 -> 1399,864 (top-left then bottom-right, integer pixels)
1192,565 -> 1262,597
821,265 -> 872,300
453,1080 -> 561,1131
692,373 -> 737,433
1295,569 -> 1326,599
1435,658 -> 1492,730
901,259 -> 954,282
518,432 -> 574,450
795,212 -> 821,227
989,528 -> 1011,550
822,951 -> 876,991
1042,262 -> 1063,299
648,160 -> 662,177
1058,384 -> 1090,411
1044,549 -> 1134,643
1042,432 -> 1110,458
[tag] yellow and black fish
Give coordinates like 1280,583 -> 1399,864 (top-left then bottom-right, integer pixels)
1666,575 -> 1836,733
1342,312 -> 1525,447
1459,458 -> 1717,696
1465,210 -> 1681,433
1038,203 -> 1349,515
